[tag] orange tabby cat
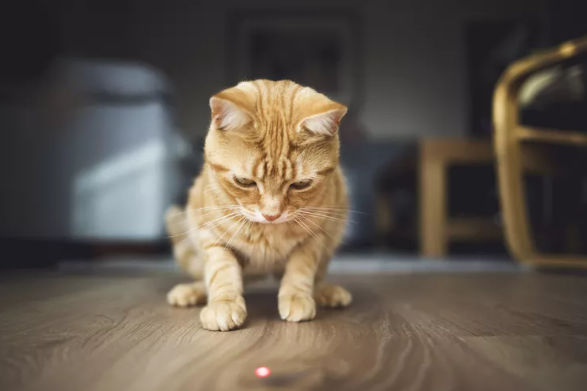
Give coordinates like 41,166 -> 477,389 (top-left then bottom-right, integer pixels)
166,80 -> 351,331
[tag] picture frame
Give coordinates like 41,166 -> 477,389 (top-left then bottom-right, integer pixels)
226,10 -> 362,107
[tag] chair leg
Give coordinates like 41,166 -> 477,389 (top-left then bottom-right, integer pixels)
496,136 -> 587,269
374,192 -> 391,249
495,133 -> 538,263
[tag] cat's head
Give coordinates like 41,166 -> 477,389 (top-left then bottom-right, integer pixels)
204,80 -> 347,224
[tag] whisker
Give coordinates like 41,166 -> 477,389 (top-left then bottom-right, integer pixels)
174,235 -> 191,247
294,216 -> 329,252
166,230 -> 193,239
301,208 -> 348,214
177,205 -> 238,213
293,216 -> 314,238
297,211 -> 354,224
175,209 -> 234,224
213,215 -> 246,247
303,206 -> 370,215
303,209 -> 368,217
166,211 -> 240,239
200,212 -> 241,230
169,205 -> 240,217
297,216 -> 323,243
182,208 -> 240,222
186,206 -> 240,215
171,206 -> 241,224
302,215 -> 347,245
303,206 -> 347,210
225,217 -> 248,249
299,209 -> 349,219
300,207 -> 349,213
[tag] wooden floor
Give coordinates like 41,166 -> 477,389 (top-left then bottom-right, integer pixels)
1,270 -> 587,391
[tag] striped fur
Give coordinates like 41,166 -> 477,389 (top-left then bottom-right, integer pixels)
166,80 -> 352,331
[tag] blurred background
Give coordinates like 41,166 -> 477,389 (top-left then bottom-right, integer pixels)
1,0 -> 586,270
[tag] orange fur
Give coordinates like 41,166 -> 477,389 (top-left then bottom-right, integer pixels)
166,80 -> 352,331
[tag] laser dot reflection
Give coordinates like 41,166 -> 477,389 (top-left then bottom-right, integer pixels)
255,367 -> 271,378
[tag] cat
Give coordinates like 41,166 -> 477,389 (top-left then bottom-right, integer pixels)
166,80 -> 352,331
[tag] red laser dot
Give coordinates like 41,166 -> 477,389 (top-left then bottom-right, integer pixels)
255,367 -> 271,378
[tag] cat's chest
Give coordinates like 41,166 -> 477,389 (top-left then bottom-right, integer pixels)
231,226 -> 303,268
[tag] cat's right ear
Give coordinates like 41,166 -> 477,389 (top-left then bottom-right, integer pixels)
209,92 -> 254,131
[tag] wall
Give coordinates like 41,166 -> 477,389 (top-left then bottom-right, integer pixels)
103,0 -> 547,140
0,0 -> 548,240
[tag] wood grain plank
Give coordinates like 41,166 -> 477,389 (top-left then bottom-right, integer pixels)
1,272 -> 586,391
464,336 -> 587,391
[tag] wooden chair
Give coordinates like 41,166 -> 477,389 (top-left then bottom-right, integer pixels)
493,36 -> 587,268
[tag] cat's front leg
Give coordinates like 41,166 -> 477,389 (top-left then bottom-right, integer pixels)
278,240 -> 327,322
199,246 -> 246,331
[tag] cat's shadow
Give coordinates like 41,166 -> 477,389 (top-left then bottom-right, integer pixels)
243,290 -> 279,320
163,279 -> 379,330
240,285 -> 378,329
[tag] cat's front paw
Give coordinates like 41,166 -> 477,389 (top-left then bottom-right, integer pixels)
314,283 -> 352,308
199,297 -> 247,331
278,294 -> 316,322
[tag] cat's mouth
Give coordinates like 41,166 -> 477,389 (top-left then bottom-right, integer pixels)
255,215 -> 291,225
257,218 -> 289,225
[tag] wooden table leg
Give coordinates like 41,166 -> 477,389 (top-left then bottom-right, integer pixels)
419,147 -> 447,258
374,192 -> 392,249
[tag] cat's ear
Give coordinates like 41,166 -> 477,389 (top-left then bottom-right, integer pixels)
297,89 -> 348,137
209,89 -> 254,131
300,105 -> 348,137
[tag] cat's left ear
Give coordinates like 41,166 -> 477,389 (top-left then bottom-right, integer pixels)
299,102 -> 348,137
209,89 -> 254,131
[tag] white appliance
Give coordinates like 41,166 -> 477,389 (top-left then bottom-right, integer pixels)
0,59 -> 184,241
65,59 -> 182,240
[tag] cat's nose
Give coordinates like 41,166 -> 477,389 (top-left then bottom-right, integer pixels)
262,213 -> 282,222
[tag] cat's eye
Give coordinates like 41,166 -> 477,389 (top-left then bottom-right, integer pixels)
290,179 -> 313,190
233,176 -> 256,188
